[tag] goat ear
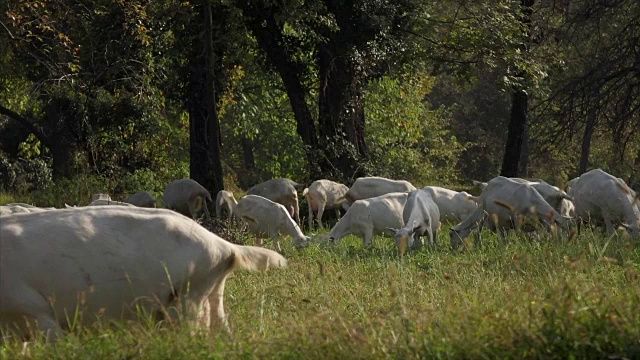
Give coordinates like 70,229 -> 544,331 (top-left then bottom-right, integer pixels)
386,227 -> 399,234
620,223 -> 632,231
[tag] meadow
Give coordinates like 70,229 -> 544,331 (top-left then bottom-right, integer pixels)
2,224 -> 640,359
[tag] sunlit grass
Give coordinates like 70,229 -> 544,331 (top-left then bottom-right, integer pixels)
2,226 -> 640,359
0,192 -> 38,207
0,192 -> 19,205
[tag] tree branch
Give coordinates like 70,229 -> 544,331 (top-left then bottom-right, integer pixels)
0,19 -> 15,39
0,104 -> 49,146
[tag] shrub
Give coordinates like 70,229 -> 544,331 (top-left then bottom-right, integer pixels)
0,151 -> 52,194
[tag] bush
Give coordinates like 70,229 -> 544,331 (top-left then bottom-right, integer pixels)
29,174 -> 111,207
0,152 -> 52,194
366,74 -> 463,186
115,169 -> 167,202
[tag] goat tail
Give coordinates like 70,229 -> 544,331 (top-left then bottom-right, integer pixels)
232,245 -> 288,272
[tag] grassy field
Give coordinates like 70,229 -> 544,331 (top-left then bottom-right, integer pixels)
2,224 -> 640,359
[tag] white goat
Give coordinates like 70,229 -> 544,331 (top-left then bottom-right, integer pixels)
91,193 -> 111,202
215,190 -> 237,220
124,191 -> 156,208
559,198 -> 576,217
223,194 -> 314,252
451,177 -> 572,248
89,199 -> 135,206
566,176 -> 580,195
4,203 -> 55,211
325,192 -> 408,248
570,168 -> 640,237
0,207 -> 286,342
0,205 -> 32,215
163,179 -> 212,220
389,190 -> 441,252
343,177 -> 416,206
303,179 -> 349,230
247,178 -> 301,224
421,186 -> 478,222
473,177 -> 573,216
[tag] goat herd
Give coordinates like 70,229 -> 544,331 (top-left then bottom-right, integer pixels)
0,168 -> 637,342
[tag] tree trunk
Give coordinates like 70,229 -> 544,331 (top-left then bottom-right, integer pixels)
0,104 -> 75,180
238,136 -> 258,188
241,137 -> 255,171
578,110 -> 597,175
630,146 -> 640,188
518,119 -> 530,176
237,2 -> 324,179
317,43 -> 369,181
280,67 -> 325,179
501,89 -> 529,177
189,0 -> 224,195
49,141 -> 75,180
500,0 -> 534,178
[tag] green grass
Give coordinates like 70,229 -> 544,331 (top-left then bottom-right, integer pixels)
0,192 -> 21,206
2,228 -> 640,359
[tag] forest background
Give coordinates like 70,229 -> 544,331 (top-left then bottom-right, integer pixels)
1,0 -> 639,205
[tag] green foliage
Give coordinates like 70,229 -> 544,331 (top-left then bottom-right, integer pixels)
366,73 -> 463,185
116,169 -> 171,202
0,0 -> 638,194
0,192 -> 19,206
427,71 -> 512,182
27,174 -> 111,208
0,151 -> 52,194
1,0 -> 186,179
0,161 -> 187,208
220,63 -> 308,187
528,0 -> 640,181
410,1 -> 547,90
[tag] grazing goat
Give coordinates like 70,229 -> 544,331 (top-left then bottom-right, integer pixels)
222,193 -> 314,252
389,189 -> 441,252
303,179 -> 349,230
473,177 -> 573,215
248,178 -> 301,224
570,168 -> 640,237
325,192 -> 409,248
421,186 -> 477,222
451,177 -> 572,248
163,179 -> 212,220
343,177 -> 416,206
215,190 -> 237,221
124,191 -> 156,208
0,207 -> 286,342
